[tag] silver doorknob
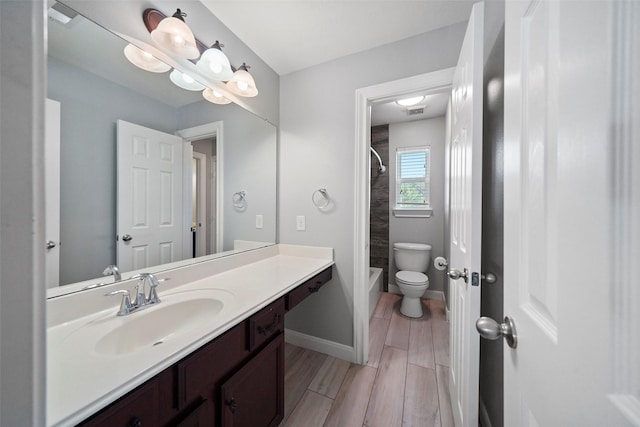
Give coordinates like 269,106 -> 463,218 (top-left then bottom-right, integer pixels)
46,240 -> 56,250
447,268 -> 468,283
481,272 -> 497,284
122,234 -> 133,242
476,316 -> 517,349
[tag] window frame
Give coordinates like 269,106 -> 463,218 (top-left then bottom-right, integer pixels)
394,146 -> 431,215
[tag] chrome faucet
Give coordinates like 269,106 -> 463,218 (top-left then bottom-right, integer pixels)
105,273 -> 169,316
103,264 -> 122,282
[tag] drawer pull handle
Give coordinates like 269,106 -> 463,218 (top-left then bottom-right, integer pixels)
127,417 -> 142,427
226,397 -> 237,414
257,313 -> 281,336
308,281 -> 323,293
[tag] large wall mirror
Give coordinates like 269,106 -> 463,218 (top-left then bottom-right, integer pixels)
46,4 -> 277,295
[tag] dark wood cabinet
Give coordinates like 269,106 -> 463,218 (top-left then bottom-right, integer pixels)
77,266 -> 331,427
220,334 -> 284,427
78,377 -> 159,427
286,267 -> 332,311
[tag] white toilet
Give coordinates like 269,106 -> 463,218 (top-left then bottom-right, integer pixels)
393,242 -> 432,318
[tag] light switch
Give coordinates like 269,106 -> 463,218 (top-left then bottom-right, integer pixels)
296,215 -> 306,231
256,214 -> 263,229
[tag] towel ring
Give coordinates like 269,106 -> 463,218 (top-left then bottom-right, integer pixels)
312,188 -> 330,210
232,191 -> 246,208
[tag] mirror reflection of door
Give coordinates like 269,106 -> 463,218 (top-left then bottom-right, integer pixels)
45,98 -> 61,288
191,137 -> 217,256
116,120 -> 188,272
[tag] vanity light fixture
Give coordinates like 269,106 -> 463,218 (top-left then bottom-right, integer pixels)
150,8 -> 200,59
197,41 -> 234,81
396,96 -> 425,107
169,69 -> 205,91
227,63 -> 259,97
123,44 -> 171,73
202,88 -> 232,105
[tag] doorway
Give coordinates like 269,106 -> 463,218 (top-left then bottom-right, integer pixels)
176,121 -> 224,254
354,68 -> 455,364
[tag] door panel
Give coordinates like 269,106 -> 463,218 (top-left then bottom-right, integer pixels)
45,98 -> 61,288
504,0 -> 639,425
448,3 -> 484,426
117,120 -> 185,272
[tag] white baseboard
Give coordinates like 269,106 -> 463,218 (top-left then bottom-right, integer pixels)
387,284 -> 445,302
479,397 -> 493,427
284,328 -> 356,363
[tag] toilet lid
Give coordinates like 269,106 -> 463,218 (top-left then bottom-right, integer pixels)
396,271 -> 428,284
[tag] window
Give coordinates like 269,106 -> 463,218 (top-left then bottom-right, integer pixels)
395,146 -> 430,209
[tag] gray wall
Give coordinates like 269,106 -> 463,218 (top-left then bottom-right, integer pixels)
48,57 -> 179,285
388,117 -> 448,295
178,101 -> 277,250
370,125 -> 390,288
479,1 -> 505,426
280,23 -> 467,347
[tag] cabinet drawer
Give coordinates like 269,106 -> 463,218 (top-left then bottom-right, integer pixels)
249,298 -> 285,352
78,378 -> 158,427
286,267 -> 332,311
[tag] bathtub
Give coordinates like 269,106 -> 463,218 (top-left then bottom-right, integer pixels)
369,267 -> 383,319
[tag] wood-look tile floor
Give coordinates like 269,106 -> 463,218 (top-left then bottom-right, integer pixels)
281,293 -> 454,427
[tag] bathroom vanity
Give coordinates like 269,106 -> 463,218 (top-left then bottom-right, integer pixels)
47,245 -> 333,427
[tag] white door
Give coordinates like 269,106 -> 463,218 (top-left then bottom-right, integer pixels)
117,120 -> 186,272
45,98 -> 61,288
448,3 -> 483,426
503,0 -> 639,425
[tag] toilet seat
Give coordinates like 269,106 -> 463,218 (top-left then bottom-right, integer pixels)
395,270 -> 428,286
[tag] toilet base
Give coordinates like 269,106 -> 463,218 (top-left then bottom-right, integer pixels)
400,296 -> 424,318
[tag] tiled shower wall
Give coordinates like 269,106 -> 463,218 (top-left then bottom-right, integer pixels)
370,125 -> 390,289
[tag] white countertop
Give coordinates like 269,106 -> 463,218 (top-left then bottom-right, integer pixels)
47,244 -> 333,426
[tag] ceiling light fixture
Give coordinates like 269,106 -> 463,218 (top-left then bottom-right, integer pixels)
227,63 -> 258,97
202,88 -> 232,105
123,44 -> 171,73
396,96 -> 425,107
169,69 -> 205,91
197,41 -> 234,81
137,8 -> 258,103
150,9 -> 199,59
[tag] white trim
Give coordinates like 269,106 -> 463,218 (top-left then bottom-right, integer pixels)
393,208 -> 433,218
176,121 -> 224,253
285,328 -> 356,363
354,68 -> 455,366
182,142 -> 194,260
192,152 -> 208,257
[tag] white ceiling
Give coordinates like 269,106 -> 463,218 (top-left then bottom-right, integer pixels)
200,0 -> 475,76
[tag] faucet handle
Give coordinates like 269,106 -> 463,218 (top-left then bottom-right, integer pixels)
105,289 -> 133,316
145,275 -> 170,305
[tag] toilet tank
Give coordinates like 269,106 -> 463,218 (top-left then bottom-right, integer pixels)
393,243 -> 432,272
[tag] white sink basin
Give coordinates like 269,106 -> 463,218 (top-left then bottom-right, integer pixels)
62,288 -> 235,357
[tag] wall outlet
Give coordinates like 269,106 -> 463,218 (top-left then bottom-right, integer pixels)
255,214 -> 263,229
296,215 -> 306,231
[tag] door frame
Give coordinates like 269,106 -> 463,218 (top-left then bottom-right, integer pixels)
354,68 -> 455,364
176,121 -> 224,254
192,151 -> 208,257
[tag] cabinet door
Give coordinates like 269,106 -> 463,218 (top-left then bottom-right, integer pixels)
220,333 -> 284,427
